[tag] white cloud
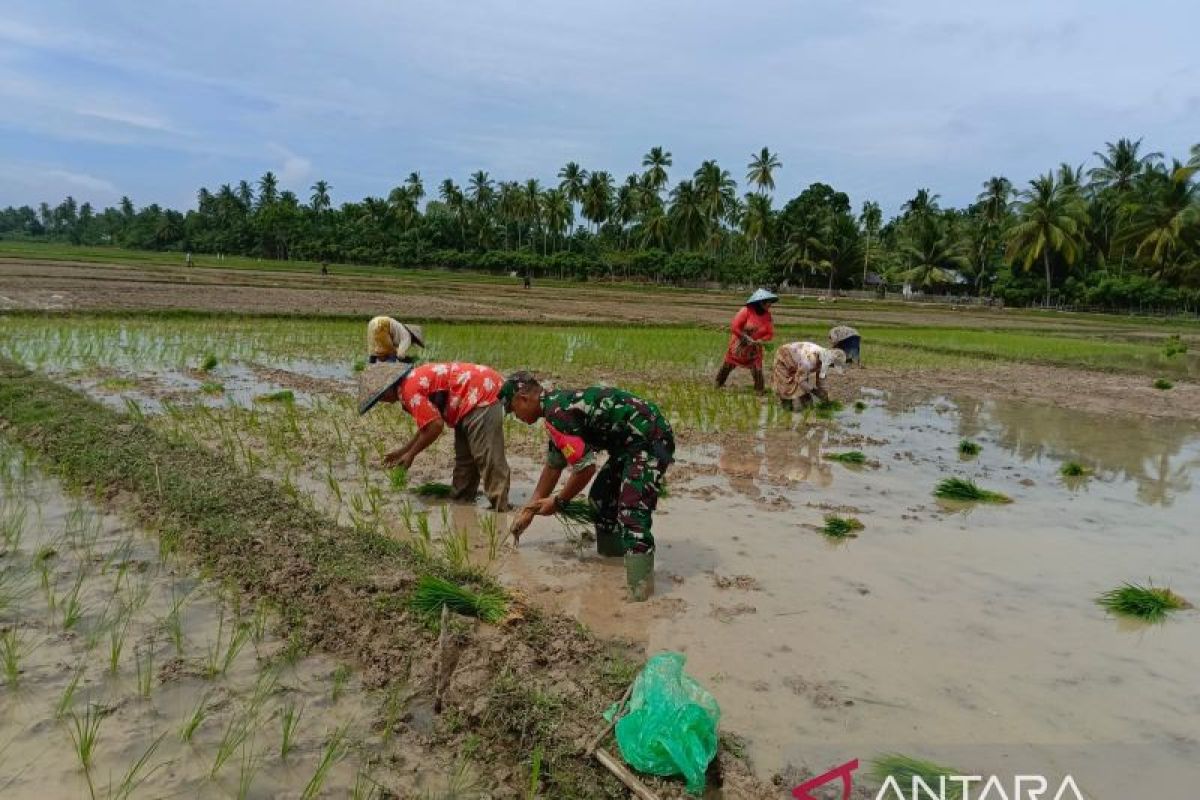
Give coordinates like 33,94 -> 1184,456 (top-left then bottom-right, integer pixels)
0,161 -> 119,206
268,144 -> 313,188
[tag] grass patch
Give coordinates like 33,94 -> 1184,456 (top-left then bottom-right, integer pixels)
869,754 -> 963,800
1096,582 -> 1192,622
933,477 -> 1011,504
826,451 -> 866,465
1153,378 -> 1174,390
199,380 -> 225,395
200,354 -> 219,372
411,575 -> 507,623
822,515 -> 863,539
1060,461 -> 1091,477
412,481 -> 453,498
853,400 -> 867,412
1163,334 -> 1188,358
812,399 -> 844,419
255,389 -> 295,403
99,377 -> 137,391
957,439 -> 981,457
388,466 -> 409,491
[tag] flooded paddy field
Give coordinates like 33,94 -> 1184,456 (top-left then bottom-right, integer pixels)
2,313 -> 1198,798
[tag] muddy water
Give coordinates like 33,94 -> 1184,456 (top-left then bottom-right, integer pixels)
477,393 -> 1200,798
0,447 -> 400,799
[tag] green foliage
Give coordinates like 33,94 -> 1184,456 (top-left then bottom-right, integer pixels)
255,389 -> 295,404
1060,461 -> 1091,477
1096,582 -> 1192,622
933,478 -> 1011,504
411,575 -> 507,623
200,353 -> 219,372
1163,334 -> 1188,358
958,439 -> 981,456
200,380 -> 225,395
822,515 -> 863,539
853,400 -> 867,412
556,498 -> 600,525
412,481 -> 453,498
826,450 -> 866,464
388,466 -> 409,491
1154,378 -> 1174,390
869,755 -> 963,800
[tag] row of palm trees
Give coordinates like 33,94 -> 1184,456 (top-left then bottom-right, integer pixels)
3,140 -> 1198,303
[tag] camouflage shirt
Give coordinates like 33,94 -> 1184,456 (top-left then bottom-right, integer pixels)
541,387 -> 674,472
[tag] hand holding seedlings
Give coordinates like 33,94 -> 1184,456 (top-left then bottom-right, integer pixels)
382,449 -> 414,470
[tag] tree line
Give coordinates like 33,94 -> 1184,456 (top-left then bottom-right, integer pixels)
2,139 -> 1198,310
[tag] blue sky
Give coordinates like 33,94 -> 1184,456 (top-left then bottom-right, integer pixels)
1,0 -> 1197,217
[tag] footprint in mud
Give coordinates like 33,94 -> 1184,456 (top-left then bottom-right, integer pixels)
783,675 -> 847,709
710,603 -> 757,622
710,572 -> 762,591
651,597 -> 689,619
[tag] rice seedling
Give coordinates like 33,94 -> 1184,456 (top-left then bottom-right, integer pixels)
481,513 -> 502,563
301,723 -> 350,800
255,389 -> 295,404
332,664 -> 352,702
412,481 -> 454,498
352,770 -> 381,800
1163,334 -> 1188,358
235,737 -> 261,800
0,503 -> 26,551
180,692 -> 211,743
250,598 -> 271,643
67,703 -> 105,787
411,575 -> 507,623
1153,378 -> 1173,390
957,439 -> 981,457
353,358 -> 367,373
812,399 -> 844,419
61,573 -> 87,630
2,629 -> 24,688
56,662 -> 87,717
1096,582 -> 1192,622
933,477 -> 1012,504
280,699 -> 304,759
555,498 -> 600,526
135,642 -> 155,699
822,515 -> 864,540
108,613 -> 132,675
1060,461 -> 1092,478
108,732 -> 165,800
200,380 -> 225,395
440,524 -> 472,572
854,400 -> 867,412
826,451 -> 867,464
527,744 -> 544,800
388,465 -> 409,491
200,353 -> 219,372
869,754 -> 963,800
211,712 -> 252,778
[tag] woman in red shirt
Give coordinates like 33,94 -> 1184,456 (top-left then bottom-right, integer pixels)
716,288 -> 778,394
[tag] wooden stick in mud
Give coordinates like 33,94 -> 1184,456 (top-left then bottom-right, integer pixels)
433,603 -> 449,713
585,680 -> 635,755
594,748 -> 661,800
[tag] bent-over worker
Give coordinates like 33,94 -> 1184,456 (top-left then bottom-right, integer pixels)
716,288 -> 777,394
828,325 -> 861,364
366,316 -> 425,364
357,361 -> 510,509
771,341 -> 847,411
502,372 -> 674,557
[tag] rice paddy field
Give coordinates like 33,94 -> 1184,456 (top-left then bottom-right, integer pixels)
2,250 -> 1200,798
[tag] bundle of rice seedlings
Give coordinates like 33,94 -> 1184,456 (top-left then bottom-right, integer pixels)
1060,461 -> 1091,478
1153,378 -> 1174,390
200,381 -> 225,395
256,389 -> 295,403
352,358 -> 366,373
412,482 -> 453,498
812,399 -> 843,419
200,354 -> 219,372
869,755 -> 963,800
822,515 -> 863,539
556,499 -> 600,525
410,575 -> 507,623
826,451 -> 866,464
1096,582 -> 1192,622
1163,335 -> 1188,358
933,478 -> 1011,504
854,400 -> 867,412
957,439 -> 981,457
388,466 -> 408,491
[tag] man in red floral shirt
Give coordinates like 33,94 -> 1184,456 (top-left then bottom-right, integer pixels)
357,361 -> 510,509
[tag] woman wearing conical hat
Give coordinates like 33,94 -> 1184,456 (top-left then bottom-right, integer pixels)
366,316 -> 425,364
715,288 -> 777,395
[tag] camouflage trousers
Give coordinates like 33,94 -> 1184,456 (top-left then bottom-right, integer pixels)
589,437 -> 674,551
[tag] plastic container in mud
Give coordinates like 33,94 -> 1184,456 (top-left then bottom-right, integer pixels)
597,525 -> 625,557
625,547 -> 655,601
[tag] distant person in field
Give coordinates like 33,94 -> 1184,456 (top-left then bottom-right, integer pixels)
523,270 -> 531,289
357,361 -> 510,510
502,372 -> 674,556
366,316 -> 424,364
320,262 -> 329,276
771,341 -> 847,411
828,325 -> 861,365
185,252 -> 193,267
715,288 -> 777,394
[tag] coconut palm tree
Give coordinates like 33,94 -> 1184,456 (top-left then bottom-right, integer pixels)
1006,172 -> 1087,305
1088,138 -> 1162,194
256,172 -> 279,209
236,181 -> 254,209
523,179 -> 542,251
859,200 -> 882,286
641,147 -> 672,196
1118,163 -> 1199,278
746,147 -> 782,195
668,180 -> 706,250
1190,144 -> 1200,168
540,189 -> 572,255
467,171 -> 495,209
902,188 -> 940,220
558,162 -> 588,205
978,177 -> 1012,225
741,193 -> 773,261
900,217 -> 968,288
405,172 -> 425,205
694,160 -> 736,249
613,178 -> 641,249
439,179 -> 467,248
581,171 -> 613,234
309,180 -> 332,213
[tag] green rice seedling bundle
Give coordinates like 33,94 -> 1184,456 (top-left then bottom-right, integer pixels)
957,439 -> 981,457
1153,378 -> 1173,390
200,354 -> 219,372
1163,335 -> 1188,358
200,381 -> 225,395
388,466 -> 409,491
255,389 -> 295,404
556,498 -> 600,525
826,451 -> 867,464
410,575 -> 507,623
1060,461 -> 1091,478
412,481 -> 453,498
822,515 -> 864,539
1096,582 -> 1192,622
870,754 -> 963,800
933,477 -> 1011,504
812,399 -> 844,419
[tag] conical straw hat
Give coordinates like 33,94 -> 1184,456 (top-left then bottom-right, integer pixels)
357,363 -> 412,415
746,288 -> 778,305
402,323 -> 425,348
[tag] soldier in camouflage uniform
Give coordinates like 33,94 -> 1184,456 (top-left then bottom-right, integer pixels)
502,372 -> 674,553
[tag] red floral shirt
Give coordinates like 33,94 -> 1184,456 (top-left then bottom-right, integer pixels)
400,363 -> 502,428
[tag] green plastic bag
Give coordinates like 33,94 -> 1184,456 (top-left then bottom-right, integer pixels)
604,651 -> 720,795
